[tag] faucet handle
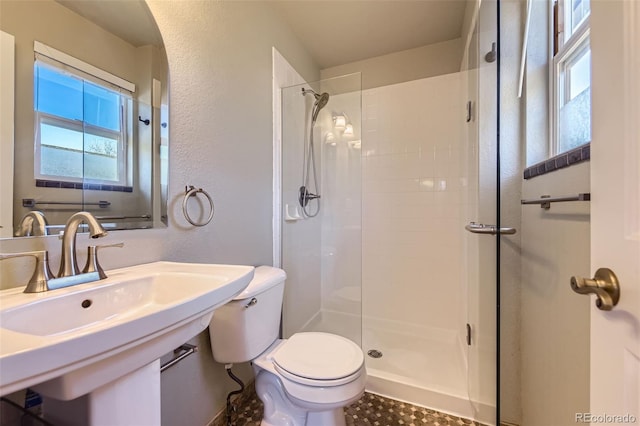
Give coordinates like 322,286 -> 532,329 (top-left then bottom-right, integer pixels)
82,243 -> 124,279
0,251 -> 55,293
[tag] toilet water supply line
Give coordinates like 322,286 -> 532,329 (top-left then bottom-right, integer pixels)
225,364 -> 245,426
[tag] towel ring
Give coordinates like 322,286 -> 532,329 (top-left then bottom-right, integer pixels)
182,185 -> 214,227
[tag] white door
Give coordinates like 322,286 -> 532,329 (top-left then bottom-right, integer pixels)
590,0 -> 640,422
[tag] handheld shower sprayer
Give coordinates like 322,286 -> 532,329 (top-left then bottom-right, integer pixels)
299,87 -> 330,217
302,88 -> 330,124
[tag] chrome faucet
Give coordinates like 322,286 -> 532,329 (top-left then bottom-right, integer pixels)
1,212 -> 115,292
15,211 -> 48,237
58,211 -> 108,277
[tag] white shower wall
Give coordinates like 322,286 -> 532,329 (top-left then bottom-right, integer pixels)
318,88 -> 362,340
312,73 -> 471,413
361,73 -> 465,339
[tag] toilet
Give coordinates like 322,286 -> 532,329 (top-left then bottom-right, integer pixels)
209,266 -> 366,426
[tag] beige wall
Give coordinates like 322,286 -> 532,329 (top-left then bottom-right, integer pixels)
520,164 -> 591,426
0,1 -> 320,425
321,38 -> 463,90
499,0 -> 524,423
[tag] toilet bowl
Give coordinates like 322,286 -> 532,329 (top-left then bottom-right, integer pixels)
208,266 -> 366,426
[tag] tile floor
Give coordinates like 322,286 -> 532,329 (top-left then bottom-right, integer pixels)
214,384 -> 487,426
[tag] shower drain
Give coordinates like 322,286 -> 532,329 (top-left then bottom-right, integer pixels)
367,349 -> 383,359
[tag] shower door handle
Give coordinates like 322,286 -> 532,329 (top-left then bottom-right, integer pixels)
465,222 -> 517,235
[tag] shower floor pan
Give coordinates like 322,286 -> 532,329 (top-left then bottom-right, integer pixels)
303,309 -> 494,425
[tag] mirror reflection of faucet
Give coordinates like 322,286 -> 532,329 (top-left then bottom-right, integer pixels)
0,212 -> 122,293
14,211 -> 48,237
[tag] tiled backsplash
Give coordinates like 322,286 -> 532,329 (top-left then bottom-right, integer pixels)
523,143 -> 590,179
35,179 -> 133,192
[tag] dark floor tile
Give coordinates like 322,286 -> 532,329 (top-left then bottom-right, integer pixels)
218,384 -> 488,426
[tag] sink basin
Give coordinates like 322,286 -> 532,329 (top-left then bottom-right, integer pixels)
0,262 -> 254,398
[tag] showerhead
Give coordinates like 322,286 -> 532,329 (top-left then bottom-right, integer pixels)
314,92 -> 330,110
302,88 -> 330,123
302,88 -> 330,106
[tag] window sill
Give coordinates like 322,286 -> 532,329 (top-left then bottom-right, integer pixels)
36,179 -> 133,192
523,143 -> 590,179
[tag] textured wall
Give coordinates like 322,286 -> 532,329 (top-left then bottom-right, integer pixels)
321,38 -> 463,90
498,0 -> 524,423
147,1 -> 319,268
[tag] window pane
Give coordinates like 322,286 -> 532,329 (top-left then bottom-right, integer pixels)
557,38 -> 590,155
39,122 -> 119,182
558,86 -> 591,153
40,122 -> 83,151
83,132 -> 119,181
567,49 -> 590,101
40,123 -> 83,178
84,81 -> 120,132
35,65 -> 83,121
570,0 -> 590,33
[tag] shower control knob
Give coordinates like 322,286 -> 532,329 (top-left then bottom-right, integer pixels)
298,186 -> 321,208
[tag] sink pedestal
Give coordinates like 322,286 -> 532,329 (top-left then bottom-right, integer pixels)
43,361 -> 160,426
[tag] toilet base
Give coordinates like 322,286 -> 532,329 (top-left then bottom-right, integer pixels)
255,370 -> 353,426
260,409 -> 345,426
306,408 -> 346,426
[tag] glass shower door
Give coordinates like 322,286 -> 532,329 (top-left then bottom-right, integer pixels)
280,73 -> 363,348
463,0 -> 499,424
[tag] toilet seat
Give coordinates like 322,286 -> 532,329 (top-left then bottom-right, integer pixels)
253,337 -> 367,407
271,332 -> 364,387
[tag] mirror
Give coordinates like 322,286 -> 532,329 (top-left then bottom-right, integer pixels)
0,0 -> 168,239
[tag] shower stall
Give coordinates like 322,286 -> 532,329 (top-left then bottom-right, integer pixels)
276,1 -> 499,424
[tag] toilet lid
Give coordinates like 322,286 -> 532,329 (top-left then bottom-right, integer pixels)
272,332 -> 364,381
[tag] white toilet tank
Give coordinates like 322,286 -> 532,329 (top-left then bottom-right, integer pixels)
209,266 -> 286,364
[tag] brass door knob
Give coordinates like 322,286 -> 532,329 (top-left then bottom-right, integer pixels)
571,268 -> 620,311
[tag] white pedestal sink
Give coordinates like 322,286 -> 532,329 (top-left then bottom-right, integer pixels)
0,262 -> 254,425
43,361 -> 161,426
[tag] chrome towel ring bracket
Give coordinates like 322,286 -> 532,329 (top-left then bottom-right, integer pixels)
182,185 -> 214,227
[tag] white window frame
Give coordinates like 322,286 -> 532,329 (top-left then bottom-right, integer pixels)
34,41 -> 135,93
550,0 -> 591,156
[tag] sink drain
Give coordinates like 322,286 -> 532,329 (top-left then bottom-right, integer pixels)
367,349 -> 383,358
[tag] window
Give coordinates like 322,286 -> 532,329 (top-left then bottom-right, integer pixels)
552,0 -> 591,154
33,50 -> 133,185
